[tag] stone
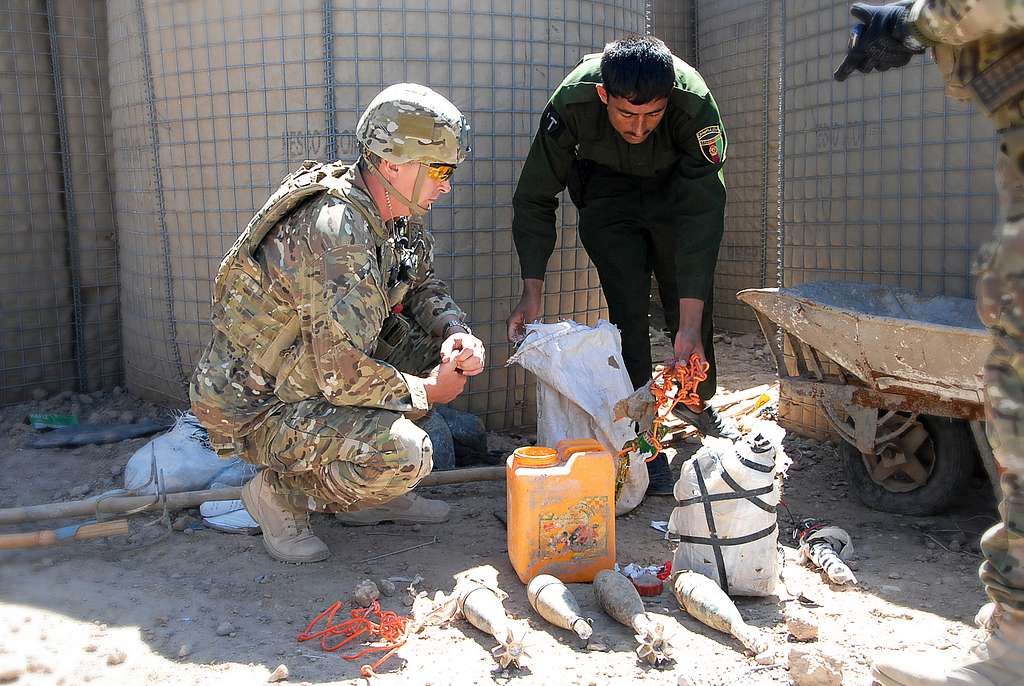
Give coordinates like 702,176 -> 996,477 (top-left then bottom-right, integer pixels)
377,578 -> 396,597
105,650 -> 126,666
118,412 -> 135,425
785,611 -> 819,642
887,572 -> 902,580
215,621 -> 235,636
880,585 -> 902,595
69,484 -> 91,498
787,646 -> 844,686
949,539 -> 962,553
25,657 -> 51,674
31,388 -> 47,401
0,656 -> 24,683
352,580 -> 380,608
586,642 -> 609,652
267,664 -> 289,682
177,644 -> 192,658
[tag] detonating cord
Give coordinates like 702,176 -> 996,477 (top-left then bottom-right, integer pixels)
297,600 -> 410,678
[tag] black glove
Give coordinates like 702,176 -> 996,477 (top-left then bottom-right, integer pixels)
834,1 -> 926,82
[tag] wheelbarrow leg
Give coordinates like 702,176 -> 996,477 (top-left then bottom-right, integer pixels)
969,421 -> 1003,504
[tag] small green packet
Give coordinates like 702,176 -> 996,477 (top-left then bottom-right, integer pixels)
26,414 -> 80,430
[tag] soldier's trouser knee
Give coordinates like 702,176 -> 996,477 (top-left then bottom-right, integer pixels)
578,210 -> 716,396
245,400 -> 433,512
975,129 -> 1024,617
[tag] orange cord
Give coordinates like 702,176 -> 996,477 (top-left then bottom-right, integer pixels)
297,600 -> 410,678
619,353 -> 709,463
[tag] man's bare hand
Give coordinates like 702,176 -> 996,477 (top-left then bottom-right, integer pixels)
441,332 -> 486,376
506,278 -> 544,342
423,358 -> 468,404
672,327 -> 706,369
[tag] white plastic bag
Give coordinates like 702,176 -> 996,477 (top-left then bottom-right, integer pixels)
124,413 -> 257,494
669,421 -> 788,596
507,320 -> 648,515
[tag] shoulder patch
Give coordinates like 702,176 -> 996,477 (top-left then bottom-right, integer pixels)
696,125 -> 724,164
540,103 -> 566,140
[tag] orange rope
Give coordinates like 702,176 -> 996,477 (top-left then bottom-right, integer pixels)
620,353 -> 709,463
297,600 -> 410,678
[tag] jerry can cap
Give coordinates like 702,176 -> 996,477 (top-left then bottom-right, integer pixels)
512,445 -> 559,467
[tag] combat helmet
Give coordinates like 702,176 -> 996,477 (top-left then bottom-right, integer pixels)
356,83 -> 469,166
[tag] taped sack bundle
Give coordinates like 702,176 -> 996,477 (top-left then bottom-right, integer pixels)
668,422 -> 787,596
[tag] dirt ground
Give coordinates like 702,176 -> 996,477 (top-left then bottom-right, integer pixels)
0,333 -> 999,686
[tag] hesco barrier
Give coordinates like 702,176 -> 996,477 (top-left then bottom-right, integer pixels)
105,0 -> 648,430
0,1 -> 120,404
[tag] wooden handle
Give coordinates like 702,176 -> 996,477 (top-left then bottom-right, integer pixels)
0,519 -> 129,550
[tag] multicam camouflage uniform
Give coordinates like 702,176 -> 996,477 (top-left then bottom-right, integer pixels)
905,0 -> 1024,624
190,160 -> 465,513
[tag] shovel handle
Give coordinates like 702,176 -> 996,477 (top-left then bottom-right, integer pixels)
0,519 -> 129,550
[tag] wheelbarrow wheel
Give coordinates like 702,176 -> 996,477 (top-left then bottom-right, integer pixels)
843,415 -> 974,515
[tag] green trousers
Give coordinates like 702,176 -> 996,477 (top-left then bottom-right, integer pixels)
574,163 -> 717,398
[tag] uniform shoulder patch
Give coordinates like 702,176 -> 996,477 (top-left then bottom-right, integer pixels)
696,125 -> 724,164
539,103 -> 566,140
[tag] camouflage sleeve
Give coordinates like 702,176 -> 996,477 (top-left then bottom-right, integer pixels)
403,226 -> 466,333
260,193 -> 429,412
908,0 -> 1024,46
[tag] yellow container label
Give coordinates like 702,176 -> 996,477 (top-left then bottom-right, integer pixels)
538,496 -> 610,560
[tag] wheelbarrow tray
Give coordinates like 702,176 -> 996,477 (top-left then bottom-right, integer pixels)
737,281 -> 991,406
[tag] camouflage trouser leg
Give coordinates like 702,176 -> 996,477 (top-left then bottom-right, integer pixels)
245,315 -> 444,512
975,132 -> 1024,620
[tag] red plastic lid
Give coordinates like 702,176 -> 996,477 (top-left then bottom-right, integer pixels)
632,573 -> 663,597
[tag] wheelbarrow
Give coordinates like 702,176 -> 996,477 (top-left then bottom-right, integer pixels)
737,281 -> 997,515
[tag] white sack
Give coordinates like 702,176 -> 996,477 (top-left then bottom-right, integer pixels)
507,320 -> 648,515
124,413 -> 257,494
669,421 -> 787,596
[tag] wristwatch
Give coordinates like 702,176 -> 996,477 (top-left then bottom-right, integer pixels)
441,319 -> 472,339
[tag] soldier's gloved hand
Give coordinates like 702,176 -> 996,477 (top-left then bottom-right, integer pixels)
834,1 -> 925,82
441,332 -> 486,377
424,357 -> 468,404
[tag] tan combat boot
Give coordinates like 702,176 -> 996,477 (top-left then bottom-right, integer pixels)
241,471 -> 330,563
871,607 -> 1024,686
335,492 -> 450,526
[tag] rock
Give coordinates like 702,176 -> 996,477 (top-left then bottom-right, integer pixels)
24,657 -> 50,674
39,558 -> 55,568
586,642 -> 609,652
78,394 -> 94,405
352,580 -> 380,608
0,656 -> 24,683
177,644 -> 192,658
118,412 -> 135,424
215,621 -> 235,636
172,515 -> 193,532
182,527 -> 195,536
84,644 -> 98,653
109,464 -> 122,477
69,484 -> 91,498
787,646 -> 843,686
106,650 -> 127,666
949,539 -> 962,553
412,523 -> 422,533
31,388 -> 47,401
377,578 -> 396,597
880,585 -> 902,594
267,664 -> 289,683
887,572 -> 902,580
785,610 -> 819,642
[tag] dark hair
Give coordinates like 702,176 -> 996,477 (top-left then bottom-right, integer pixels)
600,35 -> 674,105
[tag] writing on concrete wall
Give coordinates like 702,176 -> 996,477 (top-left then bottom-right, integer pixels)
281,129 -> 357,160
814,121 -> 883,151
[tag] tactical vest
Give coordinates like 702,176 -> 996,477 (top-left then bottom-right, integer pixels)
209,159 -> 383,382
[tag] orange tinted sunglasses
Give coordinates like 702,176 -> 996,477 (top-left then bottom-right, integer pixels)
424,163 -> 456,182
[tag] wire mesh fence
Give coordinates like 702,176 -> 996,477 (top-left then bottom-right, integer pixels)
0,0 -> 119,405
106,0 -> 647,430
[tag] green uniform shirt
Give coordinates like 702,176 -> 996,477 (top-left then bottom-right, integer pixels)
512,53 -> 727,300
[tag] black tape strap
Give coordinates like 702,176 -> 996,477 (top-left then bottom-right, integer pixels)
692,461 -> 729,595
738,456 -> 774,473
719,469 -> 777,514
675,483 -> 773,507
676,522 -> 778,547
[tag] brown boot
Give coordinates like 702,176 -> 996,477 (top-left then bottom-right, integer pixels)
334,492 -> 450,526
241,471 -> 330,563
871,608 -> 1024,686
